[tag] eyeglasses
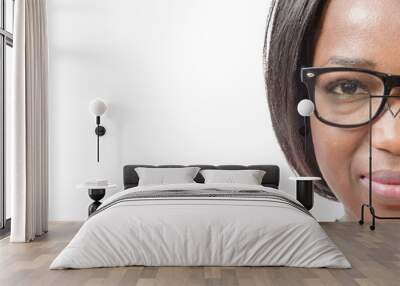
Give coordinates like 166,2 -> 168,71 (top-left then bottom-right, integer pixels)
300,67 -> 400,128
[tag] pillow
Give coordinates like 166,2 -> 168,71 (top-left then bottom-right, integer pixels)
200,169 -> 266,185
135,167 -> 201,186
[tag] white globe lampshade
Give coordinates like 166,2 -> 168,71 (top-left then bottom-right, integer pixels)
297,99 -> 314,117
89,98 -> 107,116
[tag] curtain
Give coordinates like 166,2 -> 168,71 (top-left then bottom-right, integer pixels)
10,0 -> 48,242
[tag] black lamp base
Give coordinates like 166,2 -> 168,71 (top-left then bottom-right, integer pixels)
95,126 -> 106,136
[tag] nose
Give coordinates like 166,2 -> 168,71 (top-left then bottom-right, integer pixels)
372,98 -> 400,155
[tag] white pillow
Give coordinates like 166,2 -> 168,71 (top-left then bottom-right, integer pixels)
135,167 -> 201,186
200,169 -> 266,185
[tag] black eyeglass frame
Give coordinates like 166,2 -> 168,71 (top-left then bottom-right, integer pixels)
300,66 -> 400,128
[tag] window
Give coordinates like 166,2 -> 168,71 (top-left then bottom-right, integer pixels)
0,0 -> 13,234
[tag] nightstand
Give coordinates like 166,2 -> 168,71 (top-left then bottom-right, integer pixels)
77,183 -> 117,216
289,177 -> 321,210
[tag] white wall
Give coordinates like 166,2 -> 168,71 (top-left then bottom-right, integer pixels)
48,0 -> 343,221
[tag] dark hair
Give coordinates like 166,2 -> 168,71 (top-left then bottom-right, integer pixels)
263,0 -> 337,201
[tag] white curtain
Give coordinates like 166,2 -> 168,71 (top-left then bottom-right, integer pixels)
10,0 -> 48,242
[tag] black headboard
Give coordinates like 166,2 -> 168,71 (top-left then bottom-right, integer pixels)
123,165 -> 280,189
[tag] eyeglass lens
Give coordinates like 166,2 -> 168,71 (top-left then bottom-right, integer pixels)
313,71 -> 384,126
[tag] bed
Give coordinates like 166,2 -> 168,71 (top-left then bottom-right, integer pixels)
50,164 -> 350,269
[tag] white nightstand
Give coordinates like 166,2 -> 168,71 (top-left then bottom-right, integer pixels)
77,183 -> 117,216
289,177 -> 321,210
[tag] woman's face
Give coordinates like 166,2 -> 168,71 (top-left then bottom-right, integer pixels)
311,0 -> 400,219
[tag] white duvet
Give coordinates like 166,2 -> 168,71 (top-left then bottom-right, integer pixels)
50,183 -> 350,269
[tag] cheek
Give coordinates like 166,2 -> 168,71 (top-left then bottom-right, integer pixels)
310,117 -> 366,200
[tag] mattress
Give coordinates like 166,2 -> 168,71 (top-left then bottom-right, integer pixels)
50,183 -> 350,269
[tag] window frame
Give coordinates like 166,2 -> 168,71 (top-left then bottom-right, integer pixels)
0,0 -> 13,232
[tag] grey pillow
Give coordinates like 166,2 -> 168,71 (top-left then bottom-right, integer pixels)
135,167 -> 201,186
200,169 -> 266,185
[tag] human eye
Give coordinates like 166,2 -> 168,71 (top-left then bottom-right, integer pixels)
324,79 -> 369,97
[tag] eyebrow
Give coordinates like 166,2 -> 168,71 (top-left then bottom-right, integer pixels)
325,56 -> 377,68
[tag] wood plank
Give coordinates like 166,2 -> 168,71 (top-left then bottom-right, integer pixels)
0,222 -> 399,286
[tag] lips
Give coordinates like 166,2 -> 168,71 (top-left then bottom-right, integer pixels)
361,170 -> 400,199
369,170 -> 400,185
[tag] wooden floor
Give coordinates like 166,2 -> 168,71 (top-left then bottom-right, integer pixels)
0,222 -> 399,286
